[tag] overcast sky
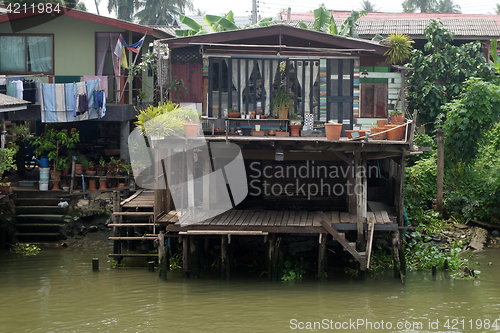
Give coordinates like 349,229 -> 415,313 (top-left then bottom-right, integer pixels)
87,0 -> 500,20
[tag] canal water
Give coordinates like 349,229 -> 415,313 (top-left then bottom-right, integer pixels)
1,246 -> 499,332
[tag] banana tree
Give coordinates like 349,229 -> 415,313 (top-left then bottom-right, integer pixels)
204,11 -> 240,32
175,14 -> 208,36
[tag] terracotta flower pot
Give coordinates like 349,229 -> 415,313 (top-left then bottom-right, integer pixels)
88,179 -> 98,191
183,123 -> 199,138
324,123 -> 343,140
51,180 -> 60,191
370,127 -> 387,140
385,124 -> 405,141
0,183 -> 11,193
376,119 -> 388,128
85,170 -> 96,177
50,171 -> 62,182
99,178 -> 107,190
345,130 -> 368,139
278,107 -> 288,119
289,124 -> 302,137
74,164 -> 83,175
390,113 -> 404,123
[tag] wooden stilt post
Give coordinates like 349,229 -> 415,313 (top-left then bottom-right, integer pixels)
182,235 -> 190,278
112,191 -> 121,259
190,236 -> 198,279
268,234 -> 276,281
221,235 -> 229,280
318,233 -> 327,281
355,150 -> 366,249
437,129 -> 444,214
398,151 -> 407,277
158,231 -> 167,280
92,258 -> 99,272
348,155 -> 356,214
275,236 -> 282,281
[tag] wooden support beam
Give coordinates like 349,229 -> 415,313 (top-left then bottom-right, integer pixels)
221,235 -> 229,280
365,215 -> 376,269
355,150 -> 366,249
203,145 -> 211,211
190,236 -> 198,279
320,219 -> 364,266
318,233 -> 327,281
183,235 -> 190,278
112,191 -> 121,256
268,233 -> 276,281
187,146 -> 195,220
158,231 -> 167,280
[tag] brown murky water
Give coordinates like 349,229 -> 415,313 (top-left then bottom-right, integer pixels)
1,246 -> 500,332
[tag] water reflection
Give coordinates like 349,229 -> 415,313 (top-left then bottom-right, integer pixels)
0,247 -> 499,332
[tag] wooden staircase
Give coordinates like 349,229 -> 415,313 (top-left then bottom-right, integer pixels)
13,189 -> 70,243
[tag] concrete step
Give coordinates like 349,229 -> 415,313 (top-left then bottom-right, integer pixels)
15,206 -> 68,215
13,189 -> 72,200
14,197 -> 69,206
16,214 -> 67,223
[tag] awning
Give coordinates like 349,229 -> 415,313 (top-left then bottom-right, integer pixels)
0,93 -> 30,112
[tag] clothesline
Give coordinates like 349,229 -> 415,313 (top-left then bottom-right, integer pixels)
40,78 -> 107,123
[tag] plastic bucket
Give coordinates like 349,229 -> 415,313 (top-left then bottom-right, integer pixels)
39,167 -> 50,181
39,180 -> 49,191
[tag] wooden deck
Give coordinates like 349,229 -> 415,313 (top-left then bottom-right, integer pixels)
164,209 -> 396,233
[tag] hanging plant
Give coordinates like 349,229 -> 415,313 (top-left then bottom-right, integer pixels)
384,33 -> 414,65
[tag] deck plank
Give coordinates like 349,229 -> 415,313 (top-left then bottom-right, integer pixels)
261,210 -> 273,226
234,210 -> 250,226
211,210 -> 231,225
281,211 -> 290,226
374,211 -> 384,224
228,210 -> 244,226
221,210 -> 238,226
299,211 -> 308,227
312,211 -> 323,227
305,211 -> 314,226
292,211 -> 301,226
331,211 -> 340,224
340,212 -> 350,223
249,211 -> 263,226
381,211 -> 391,223
268,210 -> 278,227
274,211 -> 284,227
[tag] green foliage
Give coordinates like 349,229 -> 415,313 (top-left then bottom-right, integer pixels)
407,20 -> 494,130
404,156 -> 437,220
0,147 -> 17,179
11,243 -> 40,257
407,132 -> 434,166
31,128 -> 79,172
204,11 -> 240,32
134,101 -> 182,135
406,240 -> 466,271
442,79 -> 500,166
338,10 -> 366,38
176,14 -> 208,36
384,33 -> 414,64
281,256 -> 308,282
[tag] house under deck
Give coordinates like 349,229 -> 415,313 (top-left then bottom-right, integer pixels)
111,131 -> 412,280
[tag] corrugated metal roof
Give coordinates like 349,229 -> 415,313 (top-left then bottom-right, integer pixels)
0,93 -> 30,107
357,19 -> 500,37
282,11 -> 500,38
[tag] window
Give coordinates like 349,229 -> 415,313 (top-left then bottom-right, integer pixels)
0,35 -> 53,74
360,84 -> 388,118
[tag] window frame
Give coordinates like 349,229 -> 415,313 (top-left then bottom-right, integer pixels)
0,33 -> 54,75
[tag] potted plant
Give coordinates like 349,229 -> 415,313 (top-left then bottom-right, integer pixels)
369,123 -> 387,140
32,128 -> 79,174
289,113 -> 303,137
390,110 -> 404,123
137,90 -> 147,104
270,88 -> 293,119
0,147 -> 17,193
85,161 -> 96,176
179,108 -> 201,138
75,154 -> 87,175
96,159 -> 106,176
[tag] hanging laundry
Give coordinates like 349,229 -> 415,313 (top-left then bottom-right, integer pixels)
100,90 -> 106,117
41,83 -> 58,123
83,76 -> 108,98
78,94 -> 88,114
